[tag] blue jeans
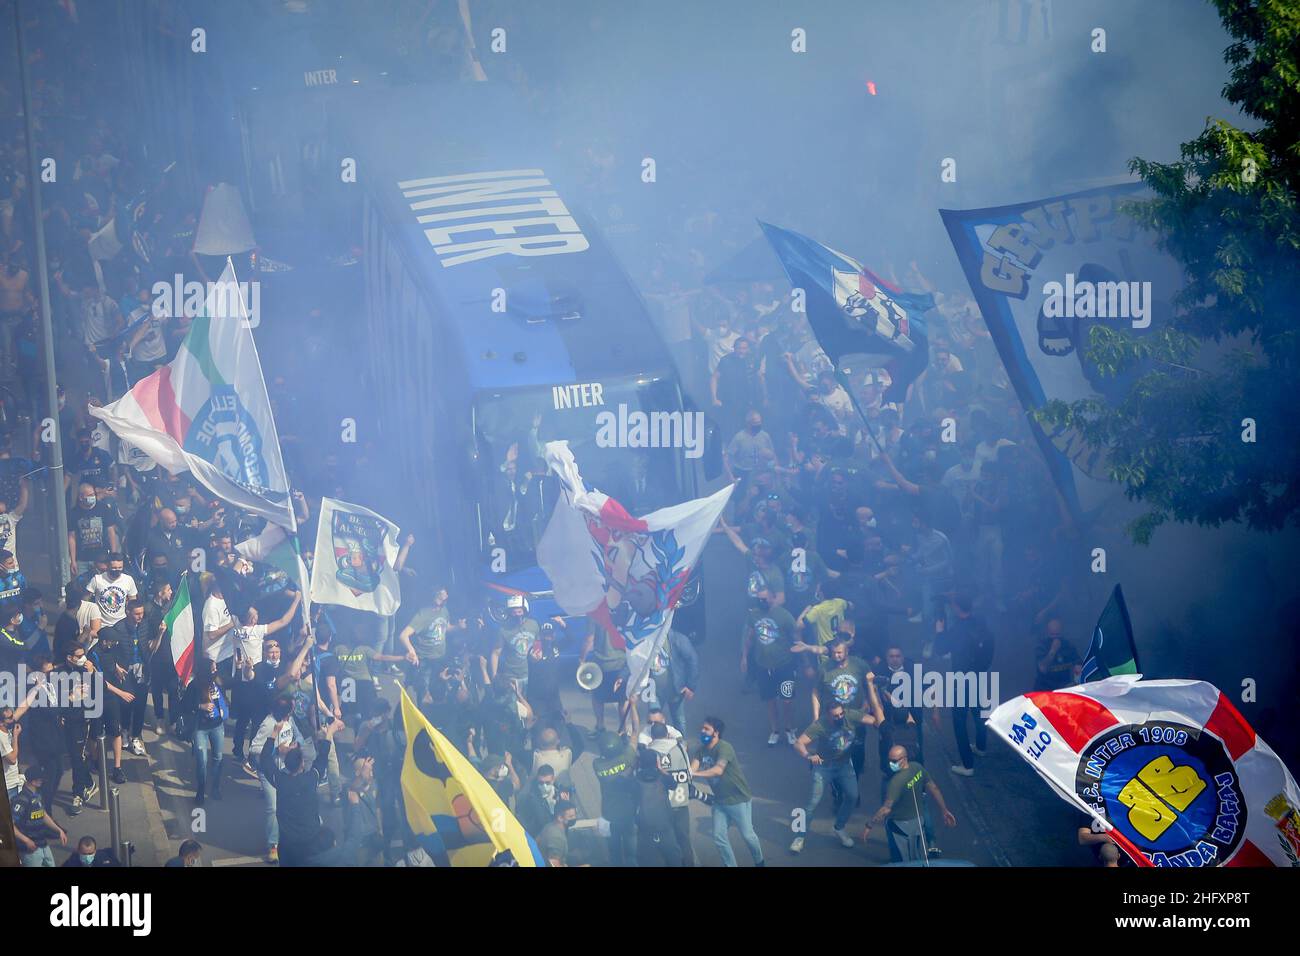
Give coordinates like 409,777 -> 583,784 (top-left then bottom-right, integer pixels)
667,696 -> 688,736
710,800 -> 764,867
259,770 -> 279,848
803,760 -> 858,832
193,724 -> 225,796
21,845 -> 55,867
920,580 -> 949,657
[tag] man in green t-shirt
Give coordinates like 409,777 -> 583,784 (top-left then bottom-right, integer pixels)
863,744 -> 957,863
741,598 -> 799,747
332,641 -> 406,723
491,594 -> 538,700
399,585 -> 468,704
689,716 -> 764,867
539,800 -> 578,867
790,690 -> 884,854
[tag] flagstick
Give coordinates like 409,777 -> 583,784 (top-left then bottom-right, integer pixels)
832,366 -> 887,457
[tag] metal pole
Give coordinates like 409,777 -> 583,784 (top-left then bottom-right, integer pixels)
121,840 -> 133,868
96,734 -> 109,810
108,786 -> 123,863
13,0 -> 71,592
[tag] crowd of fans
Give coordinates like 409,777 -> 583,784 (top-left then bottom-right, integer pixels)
0,2 -> 1111,870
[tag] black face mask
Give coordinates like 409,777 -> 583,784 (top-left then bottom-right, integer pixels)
107,570 -> 122,581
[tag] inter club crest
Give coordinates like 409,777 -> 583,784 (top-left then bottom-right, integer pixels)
332,510 -> 389,596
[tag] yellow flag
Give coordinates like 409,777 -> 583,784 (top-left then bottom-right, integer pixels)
398,686 -> 541,866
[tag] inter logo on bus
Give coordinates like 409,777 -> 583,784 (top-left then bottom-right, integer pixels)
399,169 -> 590,268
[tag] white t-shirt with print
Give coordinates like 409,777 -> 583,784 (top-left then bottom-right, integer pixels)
88,572 -> 137,627
0,727 -> 20,792
235,623 -> 269,670
202,595 -> 234,662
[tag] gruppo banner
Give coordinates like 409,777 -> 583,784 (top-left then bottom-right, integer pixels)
940,184 -> 1184,517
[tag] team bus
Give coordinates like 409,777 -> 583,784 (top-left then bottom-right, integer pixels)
334,86 -> 716,647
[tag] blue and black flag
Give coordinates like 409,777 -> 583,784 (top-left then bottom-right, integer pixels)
758,222 -> 932,403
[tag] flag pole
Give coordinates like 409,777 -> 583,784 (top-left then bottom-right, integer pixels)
14,0 -> 71,593
832,364 -> 888,457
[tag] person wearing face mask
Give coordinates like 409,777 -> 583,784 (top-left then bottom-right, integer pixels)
538,799 -> 579,867
144,579 -> 177,735
61,835 -> 120,867
102,598 -> 151,757
141,553 -> 176,602
0,549 -> 26,624
862,745 -> 957,863
722,408 -> 776,496
232,594 -> 302,765
874,645 -> 925,790
516,763 -> 573,836
86,552 -> 138,629
54,644 -> 99,815
10,655 -> 62,810
741,587 -> 799,748
0,603 -> 25,676
689,717 -> 764,867
163,839 -> 204,868
66,427 -> 114,499
87,623 -> 136,785
526,620 -> 566,727
790,692 -> 885,854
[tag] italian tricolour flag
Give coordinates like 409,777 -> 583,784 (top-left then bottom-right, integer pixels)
90,259 -> 295,530
166,573 -> 196,687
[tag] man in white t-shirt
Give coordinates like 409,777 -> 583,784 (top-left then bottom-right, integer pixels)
86,553 -> 138,628
1,707 -> 21,800
74,591 -> 102,646
0,510 -> 19,569
234,593 -> 301,674
202,578 -> 237,668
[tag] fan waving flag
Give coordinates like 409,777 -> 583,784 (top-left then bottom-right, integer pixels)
165,572 -> 196,686
236,523 -> 311,622
90,259 -> 295,530
988,675 -> 1300,867
537,441 -> 732,700
309,497 -> 401,615
1082,584 -> 1139,681
398,687 -> 544,866
758,221 -> 933,402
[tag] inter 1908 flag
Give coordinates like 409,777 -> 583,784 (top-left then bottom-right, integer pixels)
988,675 -> 1300,867
90,260 -> 296,530
537,441 -> 731,700
758,221 -> 933,403
309,497 -> 401,615
940,185 -> 1184,518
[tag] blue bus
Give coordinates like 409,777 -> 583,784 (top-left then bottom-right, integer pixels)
340,87 -> 716,646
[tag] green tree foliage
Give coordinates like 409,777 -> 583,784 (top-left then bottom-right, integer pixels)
1036,0 -> 1300,543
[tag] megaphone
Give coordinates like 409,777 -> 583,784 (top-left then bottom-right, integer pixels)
576,662 -> 604,691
